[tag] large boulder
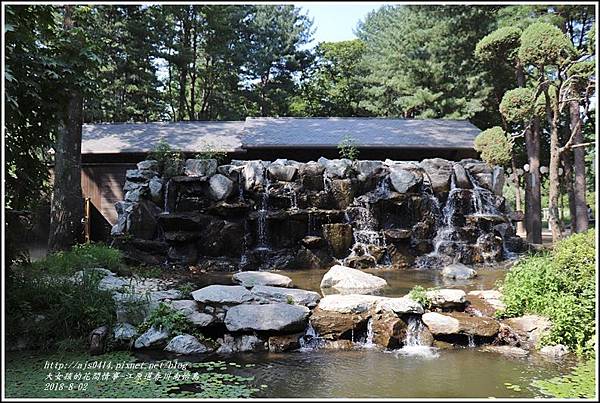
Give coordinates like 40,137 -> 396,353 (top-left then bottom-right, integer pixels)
330,179 -> 356,209
191,285 -> 254,306
224,303 -> 310,333
137,160 -> 159,171
209,174 -> 234,201
268,333 -> 303,352
243,160 -> 265,191
371,310 -> 407,349
310,294 -> 382,340
375,297 -> 424,315
503,315 -> 552,349
299,161 -> 326,191
267,164 -> 297,182
232,271 -> 294,288
425,289 -> 467,310
320,265 -> 387,294
184,159 -> 218,178
419,158 -> 453,195
422,312 -> 499,337
322,224 -> 353,258
217,334 -> 267,353
164,334 -> 214,354
113,322 -> 139,345
441,263 -> 477,280
250,285 -> 321,308
353,160 -> 384,181
453,164 -> 472,189
318,157 -> 352,178
389,166 -> 421,193
134,326 -> 171,349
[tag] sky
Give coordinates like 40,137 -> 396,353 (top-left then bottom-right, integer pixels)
297,3 -> 386,45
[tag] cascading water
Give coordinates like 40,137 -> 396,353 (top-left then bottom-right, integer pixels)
256,181 -> 271,251
467,334 -> 476,348
299,323 -> 324,351
238,173 -> 245,202
394,316 -> 439,358
285,182 -> 298,211
360,317 -> 376,349
163,179 -> 172,213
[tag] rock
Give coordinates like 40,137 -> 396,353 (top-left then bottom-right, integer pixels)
123,180 -> 147,192
217,334 -> 267,353
375,297 -> 424,315
98,276 -> 128,292
371,311 -> 407,348
149,289 -> 183,302
383,229 -> 412,241
389,166 -> 421,193
467,290 -> 506,311
243,160 -> 265,191
322,224 -> 353,258
492,166 -> 505,196
453,164 -> 472,189
224,303 -> 310,333
330,179 -> 356,209
164,334 -> 213,354
503,315 -> 552,349
148,177 -> 163,203
299,161 -> 326,190
320,265 -> 387,294
250,285 -> 321,308
441,263 -> 477,280
301,236 -> 324,248
191,285 -> 254,306
209,174 -> 234,201
137,160 -> 159,171
127,201 -> 159,240
422,312 -> 499,337
89,326 -> 109,355
318,157 -> 352,178
419,158 -> 453,195
539,344 -> 569,358
316,294 -> 384,314
232,271 -> 294,288
134,326 -> 171,349
481,345 -> 529,357
268,333 -> 303,352
113,323 -> 139,344
353,160 -> 384,180
267,164 -> 297,182
125,187 -> 145,203
425,289 -> 467,310
126,169 -> 157,182
166,300 -> 214,327
184,159 -> 218,178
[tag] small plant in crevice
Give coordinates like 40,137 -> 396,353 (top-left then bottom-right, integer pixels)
147,139 -> 184,178
194,142 -> 228,164
408,285 -> 432,309
337,134 -> 360,160
176,282 -> 195,298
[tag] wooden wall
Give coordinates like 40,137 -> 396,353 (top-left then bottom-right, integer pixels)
81,163 -> 135,225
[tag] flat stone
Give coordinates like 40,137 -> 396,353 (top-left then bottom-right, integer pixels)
422,312 -> 499,337
232,271 -> 294,288
320,265 -> 387,294
425,289 -> 467,309
267,164 -> 297,182
134,326 -> 170,349
301,236 -> 324,248
167,300 -> 214,327
224,303 -> 310,333
113,322 -> 139,343
251,285 -> 321,308
191,285 -> 254,305
468,290 -> 506,311
441,263 -> 477,280
375,297 -> 424,314
481,345 -> 529,357
164,334 -> 213,354
318,157 -> 352,178
539,344 -> 569,358
422,312 -> 460,335
150,289 -> 183,302
316,294 -> 384,314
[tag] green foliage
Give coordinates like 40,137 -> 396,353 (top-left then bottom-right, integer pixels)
194,142 -> 228,164
138,303 -> 197,338
475,26 -> 522,63
408,285 -> 432,309
4,351 -> 260,398
474,126 -> 513,166
30,243 -> 123,275
587,25 -> 596,54
567,61 -> 596,93
337,134 -> 360,160
518,22 -> 577,67
5,268 -> 116,349
130,265 -> 162,279
176,282 -> 195,298
532,359 -> 596,398
497,230 -> 596,354
147,139 -> 184,178
499,87 -> 534,123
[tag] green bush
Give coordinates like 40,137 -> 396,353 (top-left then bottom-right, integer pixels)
30,243 -> 123,275
497,230 -> 596,355
474,126 -> 513,166
5,269 -> 116,350
138,302 -> 193,335
408,285 -> 432,309
338,134 -> 360,160
147,139 -> 184,178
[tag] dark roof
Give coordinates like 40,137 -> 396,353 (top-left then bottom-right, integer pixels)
81,117 -> 480,154
242,117 -> 480,149
81,121 -> 244,154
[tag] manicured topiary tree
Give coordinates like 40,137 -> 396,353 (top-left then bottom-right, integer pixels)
475,26 -> 522,64
474,126 -> 513,166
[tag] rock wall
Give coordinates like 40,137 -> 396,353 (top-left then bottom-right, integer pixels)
111,157 -> 526,270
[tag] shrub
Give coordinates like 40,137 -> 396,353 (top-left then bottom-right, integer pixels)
147,139 -> 184,178
475,26 -> 522,63
497,230 -> 596,355
338,134 -> 360,160
138,302 -> 192,335
30,243 -> 123,275
500,87 -> 534,124
518,22 -> 577,67
5,269 -> 116,350
474,126 -> 513,166
408,285 -> 432,309
194,142 -> 228,165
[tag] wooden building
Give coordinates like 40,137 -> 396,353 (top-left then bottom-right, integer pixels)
81,117 -> 481,238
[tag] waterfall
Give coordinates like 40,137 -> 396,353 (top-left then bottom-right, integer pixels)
359,317 -> 376,349
286,182 -> 298,211
238,173 -> 245,202
394,316 -> 439,358
163,179 -> 172,213
239,220 -> 250,270
467,334 -> 476,348
299,323 -> 324,351
466,170 -> 500,216
256,181 -> 270,251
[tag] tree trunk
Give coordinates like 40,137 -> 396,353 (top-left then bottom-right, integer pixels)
570,100 -> 588,232
511,153 -> 525,235
524,118 -> 543,244
561,150 -> 577,233
48,91 -> 84,251
545,88 -> 563,242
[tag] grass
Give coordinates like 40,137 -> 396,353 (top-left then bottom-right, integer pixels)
29,243 -> 123,275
